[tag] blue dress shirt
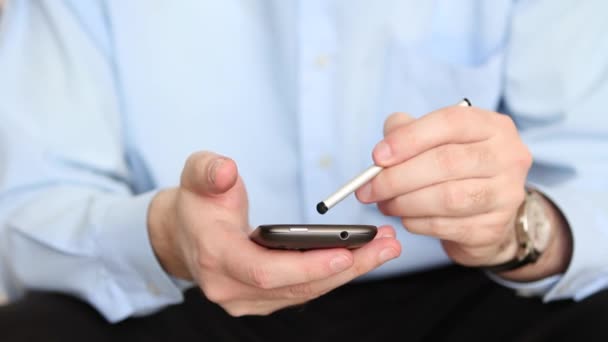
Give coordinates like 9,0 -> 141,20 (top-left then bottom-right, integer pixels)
0,0 -> 607,322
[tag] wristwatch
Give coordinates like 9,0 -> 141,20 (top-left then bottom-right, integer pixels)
482,189 -> 553,273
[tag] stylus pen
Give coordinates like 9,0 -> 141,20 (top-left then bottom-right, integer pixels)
316,98 -> 472,215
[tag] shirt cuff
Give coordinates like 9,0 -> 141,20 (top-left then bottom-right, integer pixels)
533,183 -> 608,301
94,191 -> 184,321
489,181 -> 608,302
486,271 -> 561,298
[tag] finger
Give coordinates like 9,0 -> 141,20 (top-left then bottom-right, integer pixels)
232,226 -> 399,305
181,151 -> 239,196
372,106 -> 513,167
224,226 -> 398,290
295,227 -> 401,298
374,225 -> 397,239
357,141 -> 498,203
383,112 -> 415,136
264,225 -> 401,299
200,271 -> 310,316
401,212 -> 513,246
376,178 -> 501,217
278,226 -> 401,300
221,237 -> 358,290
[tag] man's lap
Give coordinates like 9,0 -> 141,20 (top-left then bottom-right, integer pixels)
1,266 -> 606,342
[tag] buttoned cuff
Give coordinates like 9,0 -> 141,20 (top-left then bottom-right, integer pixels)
95,191 -> 184,321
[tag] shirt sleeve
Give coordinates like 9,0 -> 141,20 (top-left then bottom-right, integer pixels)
0,1 -> 183,321
496,0 -> 608,301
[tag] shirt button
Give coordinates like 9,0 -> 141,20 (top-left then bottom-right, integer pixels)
315,54 -> 330,69
318,155 -> 333,169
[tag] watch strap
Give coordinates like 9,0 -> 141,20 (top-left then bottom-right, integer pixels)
481,248 -> 541,273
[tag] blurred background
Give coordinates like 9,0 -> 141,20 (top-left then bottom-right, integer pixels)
0,0 -> 5,306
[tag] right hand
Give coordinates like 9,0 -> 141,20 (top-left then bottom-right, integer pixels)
148,151 -> 402,316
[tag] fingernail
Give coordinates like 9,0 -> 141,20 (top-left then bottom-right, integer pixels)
378,232 -> 395,239
374,141 -> 392,163
358,183 -> 372,201
379,248 -> 398,263
209,158 -> 225,184
330,255 -> 352,273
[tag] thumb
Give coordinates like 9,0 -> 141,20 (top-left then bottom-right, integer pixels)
180,151 -> 239,196
383,112 -> 415,136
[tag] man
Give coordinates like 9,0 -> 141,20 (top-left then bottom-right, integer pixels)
0,0 -> 5,308
0,1 -> 607,341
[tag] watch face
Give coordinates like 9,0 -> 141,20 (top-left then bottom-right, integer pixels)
528,193 -> 552,252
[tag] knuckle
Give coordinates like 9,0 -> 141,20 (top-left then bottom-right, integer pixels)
183,152 -> 198,170
426,217 -> 446,236
386,128 -> 416,156
181,151 -> 214,188
442,183 -> 467,212
248,265 -> 274,289
515,145 -> 533,170
383,112 -> 412,135
352,261 -> 370,277
186,151 -> 209,174
298,264 -> 319,284
443,182 -> 493,213
197,253 -> 219,272
384,112 -> 404,134
467,184 -> 492,208
468,144 -> 493,170
434,145 -> 463,175
496,113 -> 516,131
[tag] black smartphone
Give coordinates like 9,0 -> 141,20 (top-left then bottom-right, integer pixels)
250,224 -> 377,250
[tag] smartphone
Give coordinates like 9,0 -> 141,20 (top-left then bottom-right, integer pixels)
250,224 -> 377,250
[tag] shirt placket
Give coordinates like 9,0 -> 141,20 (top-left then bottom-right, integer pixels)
296,0 -> 339,221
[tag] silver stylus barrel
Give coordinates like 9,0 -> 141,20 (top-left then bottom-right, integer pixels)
316,98 -> 471,214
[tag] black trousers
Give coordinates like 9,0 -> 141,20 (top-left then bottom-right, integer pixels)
1,265 -> 607,342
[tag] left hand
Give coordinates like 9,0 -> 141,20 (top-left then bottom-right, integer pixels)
356,104 -> 533,267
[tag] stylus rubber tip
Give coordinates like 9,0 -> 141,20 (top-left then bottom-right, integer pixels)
316,202 -> 328,215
